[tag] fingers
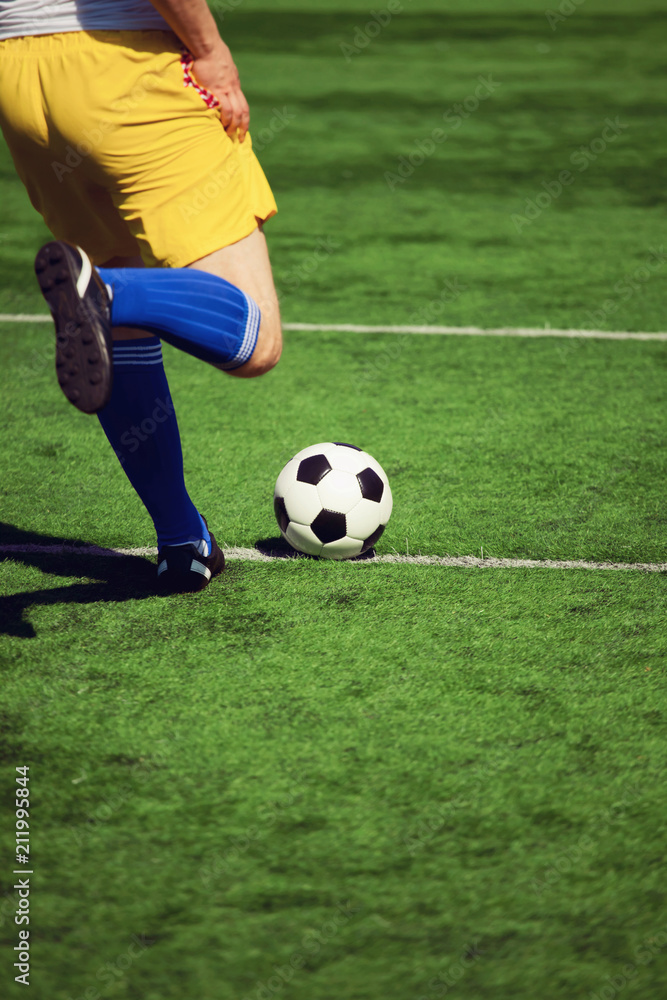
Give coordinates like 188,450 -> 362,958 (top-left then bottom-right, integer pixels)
219,88 -> 250,142
188,50 -> 250,142
219,94 -> 249,142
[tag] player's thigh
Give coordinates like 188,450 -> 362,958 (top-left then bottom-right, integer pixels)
188,226 -> 282,377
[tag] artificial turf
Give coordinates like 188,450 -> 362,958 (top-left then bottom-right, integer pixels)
1,1 -> 666,998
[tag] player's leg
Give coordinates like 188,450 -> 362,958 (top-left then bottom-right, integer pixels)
32,239 -> 222,590
94,256 -> 223,593
74,230 -> 282,589
34,230 -> 278,590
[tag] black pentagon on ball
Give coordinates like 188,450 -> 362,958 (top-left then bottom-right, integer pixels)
297,454 -> 332,485
357,467 -> 384,503
311,509 -> 347,543
274,495 -> 290,533
361,523 -> 386,553
333,442 -> 362,451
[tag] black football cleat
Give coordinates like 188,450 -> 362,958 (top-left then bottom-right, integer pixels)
156,530 -> 225,594
34,240 -> 113,414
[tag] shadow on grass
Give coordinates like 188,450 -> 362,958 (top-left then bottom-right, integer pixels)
0,522 -> 156,640
255,535 -> 308,559
0,526 -> 380,639
255,536 -> 378,562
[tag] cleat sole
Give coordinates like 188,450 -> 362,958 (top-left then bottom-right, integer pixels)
35,241 -> 113,414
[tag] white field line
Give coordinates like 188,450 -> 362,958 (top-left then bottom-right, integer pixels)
0,314 -> 53,323
284,323 -> 667,341
0,543 -> 665,572
1,314 -> 666,341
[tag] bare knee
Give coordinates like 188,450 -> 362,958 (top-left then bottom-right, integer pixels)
226,317 -> 282,379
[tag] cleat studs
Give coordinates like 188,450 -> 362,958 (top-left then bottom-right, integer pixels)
35,241 -> 112,413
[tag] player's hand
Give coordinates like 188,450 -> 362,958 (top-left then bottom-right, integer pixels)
191,42 -> 250,142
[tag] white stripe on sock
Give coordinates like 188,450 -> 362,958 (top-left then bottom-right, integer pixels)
112,344 -> 163,367
223,294 -> 261,369
112,351 -> 163,358
112,342 -> 162,350
112,343 -> 162,350
112,357 -> 163,363
112,347 -> 162,356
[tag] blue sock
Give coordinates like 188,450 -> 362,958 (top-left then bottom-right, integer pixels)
96,266 -> 260,370
97,338 -> 211,553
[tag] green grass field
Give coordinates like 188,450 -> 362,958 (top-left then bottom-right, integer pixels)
1,1 -> 666,998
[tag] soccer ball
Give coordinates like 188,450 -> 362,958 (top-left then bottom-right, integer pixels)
274,442 -> 393,559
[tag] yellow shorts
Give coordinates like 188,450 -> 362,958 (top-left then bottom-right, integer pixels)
0,30 -> 277,267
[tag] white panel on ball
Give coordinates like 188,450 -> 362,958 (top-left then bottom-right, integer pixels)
274,459 -> 299,499
323,444 -> 367,474
283,481 -> 322,525
378,485 -> 393,525
320,536 -> 364,560
285,521 -> 323,556
316,470 -> 361,514
346,497 -> 385,541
